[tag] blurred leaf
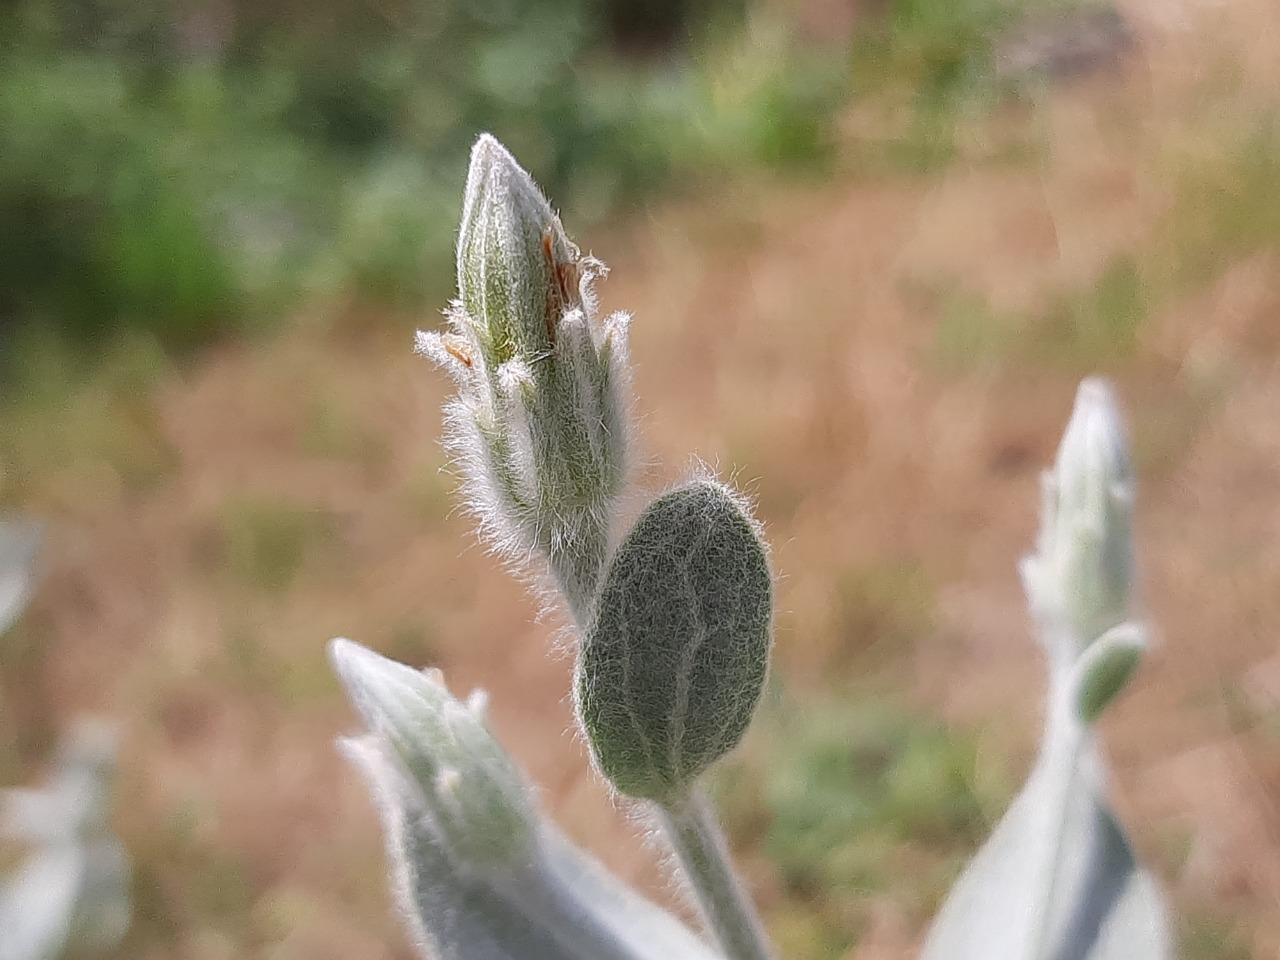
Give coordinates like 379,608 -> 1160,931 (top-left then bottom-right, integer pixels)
0,844 -> 83,960
920,736 -> 1172,960
0,519 -> 40,639
0,0 -> 853,353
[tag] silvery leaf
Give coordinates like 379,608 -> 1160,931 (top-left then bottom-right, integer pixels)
344,736 -> 718,960
0,844 -> 83,960
0,519 -> 41,638
920,735 -> 1172,960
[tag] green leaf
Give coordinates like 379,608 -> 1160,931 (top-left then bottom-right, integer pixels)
1073,623 -> 1145,725
577,478 -> 773,803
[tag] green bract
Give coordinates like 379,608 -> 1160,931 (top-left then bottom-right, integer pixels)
1072,623 -> 1146,725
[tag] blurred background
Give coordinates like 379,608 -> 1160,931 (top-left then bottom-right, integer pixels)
1,0 -> 1278,956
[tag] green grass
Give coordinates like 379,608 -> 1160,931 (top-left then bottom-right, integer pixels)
212,496 -> 340,594
1179,910 -> 1253,960
715,688 -> 1011,959
829,559 -> 936,670
300,392 -> 389,469
0,615 -> 59,776
1164,117 -> 1280,290
929,288 -> 1022,372
928,256 -> 1148,374
929,107 -> 1280,379
0,330 -> 177,511
1034,256 -> 1147,362
842,0 -> 1050,176
0,3 -> 852,356
122,803 -> 256,947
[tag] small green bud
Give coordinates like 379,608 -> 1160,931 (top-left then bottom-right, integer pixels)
1070,622 -> 1145,724
329,639 -> 535,868
576,479 -> 773,804
1023,378 -> 1135,650
455,133 -> 573,370
417,135 -> 631,624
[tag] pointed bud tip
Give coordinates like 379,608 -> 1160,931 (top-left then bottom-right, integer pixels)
463,136 -> 499,209
470,133 -> 512,171
330,636 -> 403,689
329,637 -> 445,738
1074,376 -> 1114,408
328,636 -> 362,679
1059,376 -> 1128,464
330,637 -> 448,696
463,133 -> 547,217
1035,376 -> 1136,645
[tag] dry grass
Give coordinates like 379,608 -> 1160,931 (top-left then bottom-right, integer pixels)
3,0 -> 1280,957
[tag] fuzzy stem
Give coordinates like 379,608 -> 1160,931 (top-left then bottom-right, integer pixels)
659,790 -> 776,960
548,522 -> 605,629
1025,674 -> 1088,960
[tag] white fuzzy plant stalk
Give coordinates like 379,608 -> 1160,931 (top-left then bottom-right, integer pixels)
331,135 -> 1173,960
920,380 -> 1172,960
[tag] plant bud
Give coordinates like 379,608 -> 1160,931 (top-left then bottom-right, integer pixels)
329,639 -> 535,868
337,735 -> 548,960
455,134 -> 571,370
417,135 -> 631,623
338,734 -> 722,960
576,480 -> 773,805
1025,378 -> 1135,648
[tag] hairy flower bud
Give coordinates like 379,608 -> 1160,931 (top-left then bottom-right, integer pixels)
1023,378 -> 1135,651
576,480 -> 773,805
331,641 -> 725,960
330,639 -> 535,868
417,135 -> 631,623
454,135 -> 572,369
